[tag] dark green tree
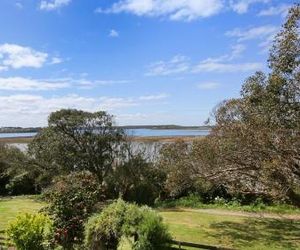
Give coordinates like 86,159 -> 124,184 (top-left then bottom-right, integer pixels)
29,109 -> 124,186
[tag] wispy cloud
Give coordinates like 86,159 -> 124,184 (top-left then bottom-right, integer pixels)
0,93 -> 170,127
226,25 -> 278,41
197,82 -> 220,90
15,2 -> 23,9
192,61 -> 262,73
139,93 -> 169,100
96,0 -> 224,22
229,0 -> 270,14
226,25 -> 278,52
0,44 -> 48,71
0,77 -> 132,91
109,29 -> 119,38
96,0 -> 272,21
146,44 -> 262,75
0,77 -> 70,91
146,55 -> 190,76
258,4 -> 291,17
50,57 -> 63,64
40,0 -> 71,11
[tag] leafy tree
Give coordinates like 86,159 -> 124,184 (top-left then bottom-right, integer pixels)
202,5 -> 300,204
157,140 -> 196,197
29,109 -> 125,186
108,143 -> 165,205
158,5 -> 300,205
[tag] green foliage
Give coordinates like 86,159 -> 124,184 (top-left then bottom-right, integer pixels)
157,5 -> 300,206
44,171 -> 100,249
85,200 -> 171,250
108,148 -> 165,205
0,143 -> 38,196
5,172 -> 36,195
6,213 -> 53,250
131,207 -> 171,250
29,109 -> 125,186
85,199 -> 128,250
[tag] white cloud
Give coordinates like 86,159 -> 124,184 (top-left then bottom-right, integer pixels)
258,4 -> 291,17
226,25 -> 278,41
0,77 -> 132,91
197,82 -> 220,90
139,93 -> 169,100
193,61 -> 262,73
0,93 -> 169,127
0,44 -> 48,70
146,55 -> 190,76
40,0 -> 71,11
229,0 -> 270,14
109,29 -> 119,38
15,2 -> 23,9
226,25 -> 278,52
147,45 -> 261,75
76,79 -> 132,89
97,0 -> 273,20
50,57 -> 63,64
98,0 -> 224,21
0,77 -> 70,91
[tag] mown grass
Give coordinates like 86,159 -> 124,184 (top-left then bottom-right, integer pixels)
161,209 -> 300,250
0,196 -> 45,231
1,196 -> 300,250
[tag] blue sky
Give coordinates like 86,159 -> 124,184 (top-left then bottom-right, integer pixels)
0,0 -> 293,127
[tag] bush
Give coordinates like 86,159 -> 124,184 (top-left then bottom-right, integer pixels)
132,207 -> 171,250
6,172 -> 37,195
44,171 -> 100,249
6,213 -> 53,250
85,200 -> 128,250
85,200 -> 171,250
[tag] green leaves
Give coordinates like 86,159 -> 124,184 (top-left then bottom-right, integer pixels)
6,213 -> 53,250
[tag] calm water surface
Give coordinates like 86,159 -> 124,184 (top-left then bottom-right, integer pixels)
0,129 -> 210,138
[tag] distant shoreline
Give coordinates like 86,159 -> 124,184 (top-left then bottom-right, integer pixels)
0,135 -> 204,144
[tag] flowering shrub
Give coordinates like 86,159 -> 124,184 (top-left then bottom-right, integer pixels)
44,171 -> 100,249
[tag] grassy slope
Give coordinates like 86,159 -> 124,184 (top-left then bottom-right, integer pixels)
1,197 -> 300,250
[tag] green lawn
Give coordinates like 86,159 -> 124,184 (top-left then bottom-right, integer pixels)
0,196 -> 45,231
1,197 -> 300,250
161,209 -> 300,250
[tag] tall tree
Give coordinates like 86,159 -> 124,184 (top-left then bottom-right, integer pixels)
29,109 -> 124,186
190,4 -> 300,204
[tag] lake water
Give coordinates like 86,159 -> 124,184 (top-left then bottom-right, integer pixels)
0,129 -> 210,139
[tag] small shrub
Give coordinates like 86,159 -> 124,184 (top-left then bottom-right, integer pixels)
132,207 -> 171,250
44,171 -> 100,249
85,200 -> 171,250
85,199 -> 127,250
6,213 -> 53,250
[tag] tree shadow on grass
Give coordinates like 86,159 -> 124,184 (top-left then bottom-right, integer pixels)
207,218 -> 300,249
